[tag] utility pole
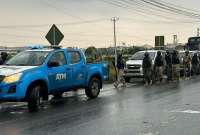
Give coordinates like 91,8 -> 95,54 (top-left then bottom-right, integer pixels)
197,28 -> 200,37
111,17 -> 119,67
173,35 -> 178,46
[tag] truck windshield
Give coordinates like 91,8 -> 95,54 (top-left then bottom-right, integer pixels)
130,52 -> 156,60
187,37 -> 200,50
6,51 -> 50,66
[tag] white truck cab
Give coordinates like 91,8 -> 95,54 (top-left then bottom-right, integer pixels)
124,50 -> 165,82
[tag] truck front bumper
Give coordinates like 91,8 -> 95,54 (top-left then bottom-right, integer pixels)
0,82 -> 25,101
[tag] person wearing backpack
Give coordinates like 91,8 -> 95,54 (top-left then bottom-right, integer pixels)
142,52 -> 152,86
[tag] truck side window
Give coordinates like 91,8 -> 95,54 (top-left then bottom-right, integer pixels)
49,51 -> 67,66
69,51 -> 81,64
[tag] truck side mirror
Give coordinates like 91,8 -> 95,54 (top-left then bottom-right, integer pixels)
48,61 -> 60,68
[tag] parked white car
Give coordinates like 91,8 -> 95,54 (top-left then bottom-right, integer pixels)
124,50 -> 165,82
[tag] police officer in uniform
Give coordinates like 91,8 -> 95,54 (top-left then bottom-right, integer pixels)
154,51 -> 164,83
192,53 -> 199,76
172,50 -> 180,81
183,50 -> 191,79
165,50 -> 172,81
142,52 -> 152,86
114,54 -> 126,88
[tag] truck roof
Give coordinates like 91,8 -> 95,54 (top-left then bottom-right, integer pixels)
25,48 -> 81,52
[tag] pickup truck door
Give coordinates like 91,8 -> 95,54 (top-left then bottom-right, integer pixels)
68,51 -> 86,87
47,51 -> 72,91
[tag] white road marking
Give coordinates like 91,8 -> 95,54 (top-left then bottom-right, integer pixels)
10,111 -> 24,114
171,110 -> 200,114
140,132 -> 160,135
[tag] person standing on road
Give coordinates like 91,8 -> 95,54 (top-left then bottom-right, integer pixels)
142,52 -> 152,86
192,53 -> 199,76
172,50 -> 180,81
114,54 -> 126,88
154,51 -> 164,83
165,50 -> 172,81
0,52 -> 8,65
183,50 -> 192,79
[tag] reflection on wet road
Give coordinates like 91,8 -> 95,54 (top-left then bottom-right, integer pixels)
1,78 -> 200,135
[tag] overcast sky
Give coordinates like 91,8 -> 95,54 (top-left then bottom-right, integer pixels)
0,0 -> 200,48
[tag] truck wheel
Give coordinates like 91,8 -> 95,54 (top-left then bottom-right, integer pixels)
85,77 -> 101,98
28,85 -> 41,112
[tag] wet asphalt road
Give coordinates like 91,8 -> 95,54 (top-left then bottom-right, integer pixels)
1,78 -> 200,135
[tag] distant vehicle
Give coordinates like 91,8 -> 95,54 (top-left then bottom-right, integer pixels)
186,36 -> 200,50
0,47 -> 108,112
124,50 -> 165,82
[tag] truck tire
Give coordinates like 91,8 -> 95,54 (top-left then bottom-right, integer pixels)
85,77 -> 101,98
28,85 -> 41,112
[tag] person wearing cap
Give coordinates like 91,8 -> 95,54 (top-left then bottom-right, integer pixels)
154,51 -> 164,83
142,52 -> 152,86
114,54 -> 126,88
165,50 -> 172,81
172,50 -> 180,81
183,50 -> 191,79
0,52 -> 8,65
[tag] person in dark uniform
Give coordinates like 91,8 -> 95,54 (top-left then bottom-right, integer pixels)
192,53 -> 199,76
183,50 -> 192,79
154,51 -> 164,83
172,50 -> 180,81
142,52 -> 152,86
0,52 -> 8,65
114,54 -> 126,88
165,50 -> 172,81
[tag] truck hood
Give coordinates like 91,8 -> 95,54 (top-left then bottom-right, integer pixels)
0,66 -> 37,76
126,60 -> 142,65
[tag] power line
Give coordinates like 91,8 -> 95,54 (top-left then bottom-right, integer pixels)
100,0 -> 187,21
115,0 -> 183,20
0,18 -> 107,29
123,0 -> 194,21
139,0 -> 200,19
100,0 -> 200,21
40,0 -> 83,20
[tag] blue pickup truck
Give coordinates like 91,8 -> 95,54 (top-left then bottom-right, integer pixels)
0,47 -> 108,112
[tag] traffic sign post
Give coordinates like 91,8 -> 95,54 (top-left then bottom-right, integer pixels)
155,36 -> 165,50
46,24 -> 64,46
